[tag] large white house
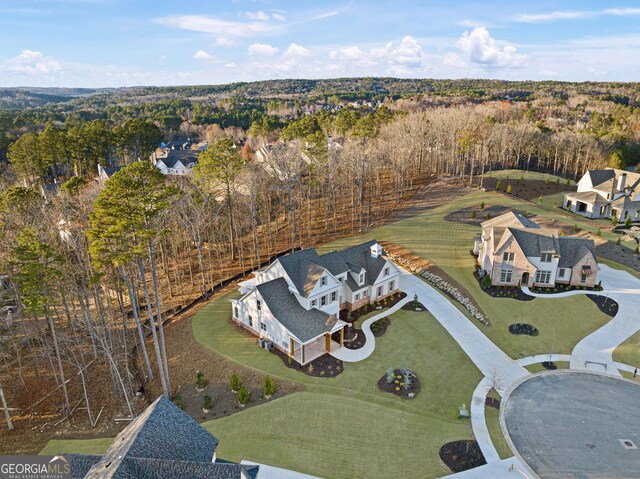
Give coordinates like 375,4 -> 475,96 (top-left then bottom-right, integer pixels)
563,168 -> 640,222
154,150 -> 199,176
474,211 -> 599,288
231,240 -> 401,365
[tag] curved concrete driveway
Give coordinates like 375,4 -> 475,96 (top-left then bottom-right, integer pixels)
523,263 -> 640,373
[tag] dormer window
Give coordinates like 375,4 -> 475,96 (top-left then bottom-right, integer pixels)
359,272 -> 365,284
541,253 -> 553,263
320,276 -> 327,287
503,252 -> 514,262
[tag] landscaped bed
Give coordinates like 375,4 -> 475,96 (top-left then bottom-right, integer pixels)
475,272 -> 534,301
509,323 -> 539,336
586,294 -> 619,316
439,440 -> 487,473
340,316 -> 391,350
444,205 -> 514,226
340,292 -> 407,321
271,348 -> 344,378
481,176 -> 572,201
530,283 -> 603,294
377,368 -> 420,398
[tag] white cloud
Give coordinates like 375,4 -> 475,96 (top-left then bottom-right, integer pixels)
456,27 -> 527,67
371,36 -> 424,67
245,10 -> 270,21
604,8 -> 640,16
192,50 -> 212,60
283,43 -> 312,59
7,49 -> 61,75
443,53 -> 466,68
155,14 -> 280,37
588,66 -> 608,76
215,37 -> 235,47
537,69 -> 558,76
329,46 -> 365,62
514,11 -> 590,23
248,43 -> 279,57
272,13 -> 287,21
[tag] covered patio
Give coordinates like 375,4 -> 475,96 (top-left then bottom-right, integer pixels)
290,330 -> 344,365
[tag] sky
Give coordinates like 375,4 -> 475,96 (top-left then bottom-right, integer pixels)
1,0 -> 640,88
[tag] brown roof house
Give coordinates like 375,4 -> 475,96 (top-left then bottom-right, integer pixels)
563,168 -> 640,222
473,211 -> 598,288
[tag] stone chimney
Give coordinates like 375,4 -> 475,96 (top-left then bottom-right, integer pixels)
370,242 -> 383,258
617,172 -> 627,192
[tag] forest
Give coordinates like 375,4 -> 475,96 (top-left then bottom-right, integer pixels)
0,77 -> 639,451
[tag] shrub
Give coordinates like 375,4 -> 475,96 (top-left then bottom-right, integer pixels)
237,385 -> 249,405
566,178 -> 571,186
625,216 -> 632,227
573,224 -> 579,232
495,179 -> 502,191
471,210 -> 477,219
263,375 -> 276,397
480,202 -> 485,210
230,373 -> 242,392
481,274 -> 492,289
506,184 -> 512,194
196,370 -> 208,390
612,214 -> 619,226
538,196 -> 543,205
386,368 -> 395,383
413,293 -> 419,307
556,177 -> 560,184
486,212 -> 491,220
173,394 -> 185,410
545,175 -> 550,184
635,245 -> 639,254
595,228 -> 602,236
203,394 -> 213,412
616,237 -> 621,245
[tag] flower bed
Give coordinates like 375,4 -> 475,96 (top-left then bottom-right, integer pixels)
377,368 -> 420,398
339,292 -> 406,322
439,440 -> 486,473
370,317 -> 390,337
508,323 -> 539,336
475,272 -> 535,302
530,283 -> 603,294
586,294 -> 619,316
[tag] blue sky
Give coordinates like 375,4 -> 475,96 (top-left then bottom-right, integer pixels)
1,0 -> 640,87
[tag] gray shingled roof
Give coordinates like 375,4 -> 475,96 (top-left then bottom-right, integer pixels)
481,211 -> 539,230
82,396 -> 219,479
157,150 -> 199,169
558,236 -> 597,268
276,249 -> 322,297
588,169 -> 616,188
256,278 -> 340,342
67,454 -> 102,479
508,228 -> 560,257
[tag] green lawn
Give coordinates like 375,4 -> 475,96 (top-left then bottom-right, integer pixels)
613,331 -> 640,368
319,190 -> 612,359
483,169 -> 575,185
44,308 -> 484,479
484,406 -> 512,459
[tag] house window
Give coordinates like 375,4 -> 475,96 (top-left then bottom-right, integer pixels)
389,281 -> 395,292
535,270 -> 552,284
377,286 -> 383,297
581,272 -> 587,284
260,322 -> 267,331
362,290 -> 368,298
557,268 -> 566,279
248,315 -> 253,328
503,252 -> 514,262
321,295 -> 327,306
359,272 -> 365,284
384,267 -> 390,277
541,253 -> 553,263
283,340 -> 289,348
256,300 -> 261,310
500,269 -> 512,283
331,291 -> 337,302
355,293 -> 360,301
311,299 -> 317,307
234,306 -> 239,318
320,276 -> 327,287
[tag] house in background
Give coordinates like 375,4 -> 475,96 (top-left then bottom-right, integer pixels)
563,168 -> 640,222
155,150 -> 199,176
474,211 -> 598,287
65,396 -> 259,479
231,240 -> 401,365
97,164 -> 122,183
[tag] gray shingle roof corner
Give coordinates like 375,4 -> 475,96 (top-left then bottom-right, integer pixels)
122,457 -> 256,479
588,169 -> 616,188
508,227 -> 560,257
481,210 -> 539,230
84,395 -> 219,478
277,248 -> 321,296
564,191 -> 607,204
65,454 -> 103,479
336,239 -> 388,286
255,278 -> 343,342
558,236 -> 597,268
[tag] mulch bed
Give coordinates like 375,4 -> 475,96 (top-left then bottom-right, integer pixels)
401,301 -> 427,312
371,317 -> 390,337
586,294 -> 619,316
377,369 -> 420,398
339,327 -> 367,350
444,205 -> 514,226
339,292 -> 407,322
174,382 -> 285,423
439,440 -> 487,473
509,323 -> 539,336
480,177 -> 572,201
542,361 -> 558,370
271,347 -> 344,378
596,241 -> 640,273
474,272 -> 535,301
530,283 -> 603,294
485,396 -> 501,409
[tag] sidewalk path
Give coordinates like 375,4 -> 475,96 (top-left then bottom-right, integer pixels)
438,457 -> 532,479
523,264 -> 640,373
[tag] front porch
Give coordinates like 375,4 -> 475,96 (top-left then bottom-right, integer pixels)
290,331 -> 344,365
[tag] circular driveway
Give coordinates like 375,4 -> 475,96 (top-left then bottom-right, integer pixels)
502,372 -> 640,478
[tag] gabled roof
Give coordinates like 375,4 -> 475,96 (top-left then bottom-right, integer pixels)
558,237 -> 597,268
481,211 -> 539,230
157,150 -> 199,169
507,227 -> 560,257
588,169 -> 616,189
277,248 -> 323,297
83,396 -> 219,478
255,278 -> 341,342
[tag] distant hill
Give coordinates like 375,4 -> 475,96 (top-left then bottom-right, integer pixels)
0,87 -> 110,109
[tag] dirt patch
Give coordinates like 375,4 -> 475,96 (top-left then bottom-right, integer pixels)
439,440 -> 487,473
509,323 -> 539,336
481,177 -> 572,201
377,369 -> 420,398
444,205 -> 515,226
271,348 -> 344,378
596,241 -> 640,273
175,381 -> 285,422
586,294 -> 619,317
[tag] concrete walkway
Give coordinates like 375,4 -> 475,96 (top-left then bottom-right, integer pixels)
439,457 -> 533,479
523,263 -> 640,373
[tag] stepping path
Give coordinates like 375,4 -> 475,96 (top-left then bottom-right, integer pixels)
523,263 -> 640,373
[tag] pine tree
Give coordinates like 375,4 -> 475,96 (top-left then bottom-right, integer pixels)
263,375 -> 276,397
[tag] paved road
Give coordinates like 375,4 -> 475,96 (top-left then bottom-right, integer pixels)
524,263 -> 640,373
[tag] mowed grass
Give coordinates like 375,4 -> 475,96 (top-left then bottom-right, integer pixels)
44,308 -> 483,479
320,190 -> 611,359
613,331 -> 640,368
